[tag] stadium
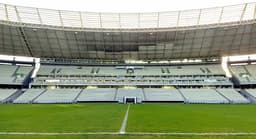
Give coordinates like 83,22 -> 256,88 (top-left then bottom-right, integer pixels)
1,1 -> 256,138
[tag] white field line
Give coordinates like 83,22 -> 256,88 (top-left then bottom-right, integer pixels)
0,132 -> 118,135
126,132 -> 256,136
119,104 -> 130,134
0,132 -> 256,136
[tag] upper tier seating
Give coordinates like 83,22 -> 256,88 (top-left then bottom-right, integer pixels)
230,64 -> 256,84
0,64 -> 33,85
244,65 -> 256,82
38,65 -> 90,75
34,64 -> 230,86
166,65 -> 225,75
37,64 -> 225,76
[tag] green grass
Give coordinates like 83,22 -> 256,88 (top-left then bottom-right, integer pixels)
0,134 -> 256,139
1,104 -> 256,139
127,104 -> 256,132
0,104 -> 127,132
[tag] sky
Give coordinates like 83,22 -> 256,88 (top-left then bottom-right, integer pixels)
1,0 -> 256,13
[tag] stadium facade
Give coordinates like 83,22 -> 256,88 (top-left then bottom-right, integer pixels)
0,2 -> 256,104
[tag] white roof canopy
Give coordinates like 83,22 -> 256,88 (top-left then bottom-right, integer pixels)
0,2 -> 255,29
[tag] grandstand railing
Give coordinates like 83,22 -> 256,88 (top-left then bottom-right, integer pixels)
0,2 -> 255,29
32,75 -> 232,86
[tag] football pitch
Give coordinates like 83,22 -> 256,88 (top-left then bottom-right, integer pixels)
0,104 -> 256,139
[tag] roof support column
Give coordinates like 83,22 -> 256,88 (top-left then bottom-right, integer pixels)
36,8 -> 43,24
14,6 -> 21,22
4,4 -> 9,21
240,3 -> 248,23
79,12 -> 83,28
99,13 -> 103,28
218,7 -> 224,24
253,3 -> 256,19
138,13 -> 140,28
197,9 -> 202,25
58,10 -> 64,27
177,11 -> 181,27
157,12 -> 160,28
118,13 -> 121,28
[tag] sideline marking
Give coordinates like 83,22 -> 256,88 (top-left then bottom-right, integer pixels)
119,104 -> 130,134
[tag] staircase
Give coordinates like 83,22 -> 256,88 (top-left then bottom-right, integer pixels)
4,89 -> 24,103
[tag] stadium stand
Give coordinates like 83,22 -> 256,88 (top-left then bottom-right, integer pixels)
0,2 -> 255,60
77,88 -> 116,102
35,64 -> 225,76
0,2 -> 256,104
0,89 -> 17,103
216,89 -> 250,103
244,65 -> 256,82
0,65 -> 18,84
0,64 -> 33,85
143,88 -> 184,102
33,89 -> 81,103
116,88 -> 144,103
7,88 -> 253,104
230,64 -> 256,85
244,89 -> 256,99
13,89 -> 45,103
166,65 -> 225,75
32,64 -> 231,87
179,88 -> 229,104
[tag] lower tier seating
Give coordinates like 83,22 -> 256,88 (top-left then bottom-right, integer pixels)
5,88 -> 252,104
13,89 -> 45,103
143,88 -> 184,102
216,89 -> 250,103
244,89 -> 256,99
115,88 -> 144,102
33,89 -> 81,103
179,89 -> 229,104
77,88 -> 116,102
0,89 -> 17,103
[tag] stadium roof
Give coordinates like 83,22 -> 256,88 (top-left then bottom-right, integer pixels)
0,2 -> 256,60
0,3 -> 255,29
